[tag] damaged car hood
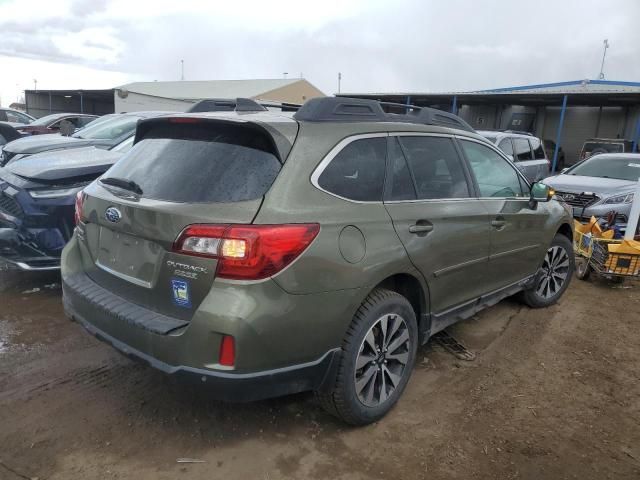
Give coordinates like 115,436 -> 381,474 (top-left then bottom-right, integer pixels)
5,147 -> 124,182
2,134 -> 113,155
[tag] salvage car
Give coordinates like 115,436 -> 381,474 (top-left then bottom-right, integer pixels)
478,130 -> 550,182
544,153 -> 640,221
62,97 -> 574,425
0,136 -> 134,270
579,138 -> 636,161
16,113 -> 98,136
1,112 -> 162,166
0,108 -> 36,128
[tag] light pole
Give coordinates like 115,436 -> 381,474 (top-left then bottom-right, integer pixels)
180,60 -> 184,81
283,72 -> 288,79
598,39 -> 609,80
338,72 -> 342,94
33,79 -> 37,92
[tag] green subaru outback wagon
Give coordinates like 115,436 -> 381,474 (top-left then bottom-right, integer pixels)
62,97 -> 574,425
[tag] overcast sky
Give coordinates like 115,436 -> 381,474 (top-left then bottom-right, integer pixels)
1,0 -> 639,106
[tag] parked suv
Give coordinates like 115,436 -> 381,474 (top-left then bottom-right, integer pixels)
478,130 -> 550,182
62,98 -> 574,425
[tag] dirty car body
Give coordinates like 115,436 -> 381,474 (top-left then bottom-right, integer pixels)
62,98 -> 574,425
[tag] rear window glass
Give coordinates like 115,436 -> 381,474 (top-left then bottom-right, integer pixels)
103,121 -> 281,203
583,142 -> 624,154
317,137 -> 386,201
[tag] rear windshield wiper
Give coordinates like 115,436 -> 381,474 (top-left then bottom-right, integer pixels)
100,177 -> 143,195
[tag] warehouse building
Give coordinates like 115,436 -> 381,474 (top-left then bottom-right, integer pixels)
23,78 -> 325,117
340,79 -> 640,165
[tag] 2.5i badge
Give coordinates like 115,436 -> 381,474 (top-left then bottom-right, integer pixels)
171,278 -> 192,308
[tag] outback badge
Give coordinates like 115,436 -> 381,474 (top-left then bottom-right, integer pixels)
105,206 -> 122,223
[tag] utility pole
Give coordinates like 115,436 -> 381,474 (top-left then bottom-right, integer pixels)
598,39 -> 609,80
338,72 -> 342,94
33,79 -> 37,91
180,60 -> 184,81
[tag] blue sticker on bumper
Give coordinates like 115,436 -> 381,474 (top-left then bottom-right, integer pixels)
171,278 -> 191,308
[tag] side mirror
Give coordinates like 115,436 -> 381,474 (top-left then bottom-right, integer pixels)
530,182 -> 554,203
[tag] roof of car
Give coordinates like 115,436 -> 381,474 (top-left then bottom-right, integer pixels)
477,130 -> 538,140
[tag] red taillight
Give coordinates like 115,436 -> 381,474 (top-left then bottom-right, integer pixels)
219,335 -> 235,367
74,191 -> 85,225
173,223 -> 320,280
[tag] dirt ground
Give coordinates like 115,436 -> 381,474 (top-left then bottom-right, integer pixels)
1,265 -> 639,480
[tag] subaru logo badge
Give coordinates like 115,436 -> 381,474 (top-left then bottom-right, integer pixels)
105,207 -> 122,223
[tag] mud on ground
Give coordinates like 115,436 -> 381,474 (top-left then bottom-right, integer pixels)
1,266 -> 639,480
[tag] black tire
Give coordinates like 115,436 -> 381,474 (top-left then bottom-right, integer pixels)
316,288 -> 418,425
575,257 -> 592,281
522,234 -> 575,308
610,275 -> 625,285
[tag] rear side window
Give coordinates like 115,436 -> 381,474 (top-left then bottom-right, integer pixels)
103,121 -> 281,203
530,137 -> 546,159
387,137 -> 417,201
317,137 -> 386,201
398,136 -> 470,199
497,138 -> 514,157
513,138 -> 533,161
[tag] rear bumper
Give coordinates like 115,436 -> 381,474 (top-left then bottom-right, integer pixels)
65,293 -> 340,402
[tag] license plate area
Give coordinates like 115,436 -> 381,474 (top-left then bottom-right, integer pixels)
96,227 -> 162,288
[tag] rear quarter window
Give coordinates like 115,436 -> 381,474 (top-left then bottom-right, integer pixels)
103,121 -> 282,203
317,137 -> 386,201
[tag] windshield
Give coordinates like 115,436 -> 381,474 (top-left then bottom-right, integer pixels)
29,114 -> 66,126
566,156 -> 640,181
72,114 -> 141,140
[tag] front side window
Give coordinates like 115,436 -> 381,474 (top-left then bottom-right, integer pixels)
460,140 -> 527,198
398,136 -> 470,199
530,137 -> 546,159
513,138 -> 533,161
317,137 -> 386,201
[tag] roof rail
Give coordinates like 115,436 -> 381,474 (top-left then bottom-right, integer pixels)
293,97 -> 474,132
187,98 -> 267,113
502,129 -> 534,136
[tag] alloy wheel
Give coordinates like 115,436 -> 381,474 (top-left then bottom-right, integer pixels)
536,245 -> 570,299
354,314 -> 411,407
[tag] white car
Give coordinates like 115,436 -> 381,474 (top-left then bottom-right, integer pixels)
0,108 -> 36,128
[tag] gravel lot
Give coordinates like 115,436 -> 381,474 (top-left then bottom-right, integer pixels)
1,266 -> 639,480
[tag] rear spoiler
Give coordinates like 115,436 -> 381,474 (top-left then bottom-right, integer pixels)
134,116 -> 295,163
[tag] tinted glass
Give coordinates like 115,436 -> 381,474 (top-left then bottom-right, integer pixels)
318,137 -> 386,201
513,138 -> 533,161
387,137 -> 416,201
567,156 -> 640,181
530,137 -> 546,159
461,140 -> 526,198
73,115 -> 140,140
399,136 -> 470,199
498,138 -> 514,156
583,142 -> 624,154
29,114 -> 66,126
103,122 -> 281,203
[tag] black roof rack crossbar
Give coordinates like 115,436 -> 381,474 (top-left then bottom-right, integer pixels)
293,97 -> 474,132
187,98 -> 268,113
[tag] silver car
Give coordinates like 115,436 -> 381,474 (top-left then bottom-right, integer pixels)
543,153 -> 640,221
0,108 -> 35,128
478,130 -> 550,183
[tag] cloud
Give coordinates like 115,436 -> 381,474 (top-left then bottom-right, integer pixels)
0,0 -> 639,102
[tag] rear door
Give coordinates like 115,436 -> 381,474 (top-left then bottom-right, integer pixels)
458,138 -> 549,291
383,134 -> 491,315
529,137 -> 550,180
512,137 -> 537,182
76,118 -> 285,320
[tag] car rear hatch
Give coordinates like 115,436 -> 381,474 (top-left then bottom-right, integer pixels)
75,115 -> 297,323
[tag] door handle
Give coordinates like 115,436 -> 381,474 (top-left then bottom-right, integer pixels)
409,223 -> 434,234
491,218 -> 507,229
